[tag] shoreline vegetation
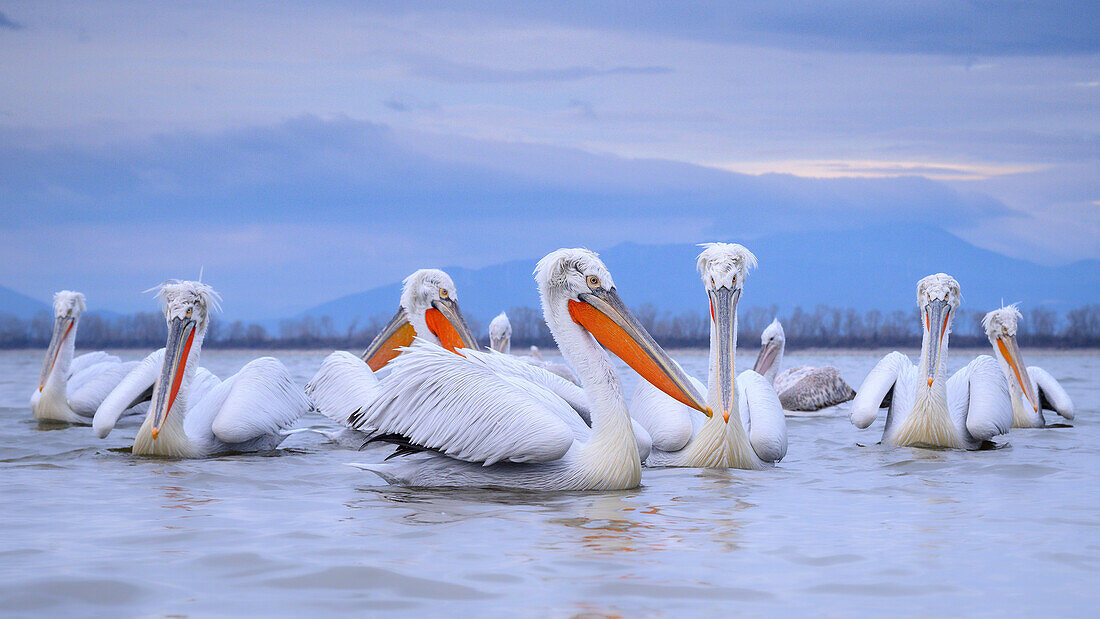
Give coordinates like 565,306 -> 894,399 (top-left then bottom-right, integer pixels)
2,304 -> 1098,350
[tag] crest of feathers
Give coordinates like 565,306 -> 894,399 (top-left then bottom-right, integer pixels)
696,242 -> 757,286
982,303 -> 1022,337
916,273 -> 961,306
149,280 -> 222,323
52,290 -> 87,317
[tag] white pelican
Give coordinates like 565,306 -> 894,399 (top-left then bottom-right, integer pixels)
307,271 -> 651,459
850,274 -> 1012,449
488,311 -> 511,353
983,305 -> 1074,428
31,291 -> 141,424
488,310 -> 581,384
629,243 -> 786,469
752,318 -> 855,412
306,269 -> 480,428
344,248 -> 709,490
93,281 -> 311,457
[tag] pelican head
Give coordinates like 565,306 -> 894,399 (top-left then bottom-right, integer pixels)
149,280 -> 220,440
38,290 -> 87,391
361,269 -> 477,371
489,311 -> 512,354
984,304 -> 1039,412
535,248 -> 709,415
753,318 -> 785,381
916,273 -> 960,387
696,243 -> 757,421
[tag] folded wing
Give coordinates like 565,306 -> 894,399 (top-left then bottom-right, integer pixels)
93,349 -> 165,438
211,357 -> 312,445
350,339 -> 575,466
305,351 -> 380,426
949,355 -> 1012,442
850,351 -> 911,429
1030,366 -> 1075,420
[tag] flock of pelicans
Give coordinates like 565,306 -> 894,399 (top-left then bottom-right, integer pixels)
30,244 -> 1076,491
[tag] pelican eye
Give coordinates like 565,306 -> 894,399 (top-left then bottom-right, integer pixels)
439,288 -> 449,299
185,307 -> 193,318
586,275 -> 601,289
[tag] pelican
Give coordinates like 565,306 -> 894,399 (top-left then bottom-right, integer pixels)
983,305 -> 1074,428
307,270 -> 652,459
344,248 -> 710,490
629,243 -> 786,469
752,319 -> 855,412
489,311 -> 511,353
306,269 -> 480,428
850,274 -> 1012,449
488,310 -> 581,384
92,281 -> 311,457
31,291 -> 142,424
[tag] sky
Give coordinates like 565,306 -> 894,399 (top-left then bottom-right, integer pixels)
0,1 -> 1097,319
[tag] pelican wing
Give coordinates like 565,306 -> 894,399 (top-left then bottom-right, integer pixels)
775,366 -> 855,411
305,351 -> 380,426
738,370 -> 787,462
67,360 -> 139,417
93,349 -> 165,438
68,351 -> 121,378
629,376 -> 701,452
210,357 -> 312,444
948,355 -> 1012,442
850,351 -> 912,429
1029,366 -> 1074,420
472,349 -> 592,423
350,339 -> 575,466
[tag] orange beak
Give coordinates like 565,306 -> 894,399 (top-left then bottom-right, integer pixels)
424,297 -> 479,355
569,287 -> 709,415
362,308 -> 417,371
150,317 -> 197,440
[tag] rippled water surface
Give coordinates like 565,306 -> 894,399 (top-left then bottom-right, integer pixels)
1,348 -> 1098,616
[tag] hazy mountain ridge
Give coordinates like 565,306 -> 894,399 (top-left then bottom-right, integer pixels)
297,225 -> 1100,328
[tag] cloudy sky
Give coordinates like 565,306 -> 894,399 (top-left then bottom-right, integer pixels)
0,1 -> 1096,319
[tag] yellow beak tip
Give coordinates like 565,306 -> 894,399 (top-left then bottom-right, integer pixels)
927,378 -> 934,387
722,411 -> 730,423
151,428 -> 159,440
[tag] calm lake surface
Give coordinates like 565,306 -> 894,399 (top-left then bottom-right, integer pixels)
1,347 -> 1097,617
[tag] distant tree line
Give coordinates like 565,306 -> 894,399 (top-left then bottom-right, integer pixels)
1,304 -> 1098,350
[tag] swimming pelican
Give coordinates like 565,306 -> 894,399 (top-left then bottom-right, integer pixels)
752,319 -> 855,412
488,311 -> 581,384
629,243 -> 786,469
306,269 -> 479,428
489,311 -> 511,353
31,291 -> 141,424
850,274 -> 1012,449
307,270 -> 651,459
345,248 -> 709,490
983,305 -> 1074,428
93,281 -> 311,457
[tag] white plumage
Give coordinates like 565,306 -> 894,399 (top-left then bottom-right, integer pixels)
850,274 -> 1012,449
488,310 -> 581,385
752,318 -> 855,413
630,242 -> 787,469
983,305 -> 1075,427
307,269 -> 476,427
30,291 -> 143,424
347,248 -> 708,490
95,281 -> 311,457
489,311 -> 512,353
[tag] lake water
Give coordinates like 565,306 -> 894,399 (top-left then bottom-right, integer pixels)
1,347 -> 1097,617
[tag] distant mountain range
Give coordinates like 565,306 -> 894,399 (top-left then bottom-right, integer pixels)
298,224 -> 1100,330
0,285 -> 50,318
3,225 -> 1096,328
